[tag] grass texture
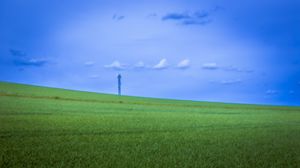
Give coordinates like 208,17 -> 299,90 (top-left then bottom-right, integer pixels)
0,81 -> 299,167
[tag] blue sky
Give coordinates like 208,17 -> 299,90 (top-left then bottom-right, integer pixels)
0,0 -> 299,105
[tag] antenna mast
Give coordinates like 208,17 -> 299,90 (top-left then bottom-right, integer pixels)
117,74 -> 121,96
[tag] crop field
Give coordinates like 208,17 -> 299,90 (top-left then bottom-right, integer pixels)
0,81 -> 299,167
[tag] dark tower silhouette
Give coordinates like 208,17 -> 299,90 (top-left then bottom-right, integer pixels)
117,74 -> 121,95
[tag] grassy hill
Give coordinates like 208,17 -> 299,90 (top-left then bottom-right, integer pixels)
0,81 -> 299,167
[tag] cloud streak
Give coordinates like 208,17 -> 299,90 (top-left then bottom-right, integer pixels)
134,61 -> 146,69
10,49 -> 26,57
220,79 -> 242,85
84,61 -> 95,67
266,90 -> 279,95
88,74 -> 100,79
112,14 -> 125,21
222,65 -> 253,73
14,59 -> 48,67
10,49 -> 49,67
202,63 -> 218,70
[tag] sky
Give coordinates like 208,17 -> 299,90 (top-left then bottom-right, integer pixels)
0,0 -> 299,106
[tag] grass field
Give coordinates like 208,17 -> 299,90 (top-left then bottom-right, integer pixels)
0,81 -> 299,167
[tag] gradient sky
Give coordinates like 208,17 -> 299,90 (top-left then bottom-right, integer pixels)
0,0 -> 299,105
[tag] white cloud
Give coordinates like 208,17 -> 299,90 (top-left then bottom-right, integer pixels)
84,61 -> 95,66
104,61 -> 126,70
202,63 -> 218,70
89,74 -> 100,78
220,79 -> 242,85
222,65 -> 253,73
266,90 -> 278,95
134,61 -> 146,68
153,58 -> 168,70
177,59 -> 190,69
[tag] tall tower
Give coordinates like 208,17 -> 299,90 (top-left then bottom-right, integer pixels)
117,74 -> 121,96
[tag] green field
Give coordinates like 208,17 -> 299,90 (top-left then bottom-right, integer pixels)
0,81 -> 299,167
